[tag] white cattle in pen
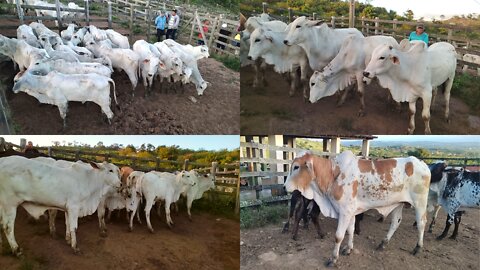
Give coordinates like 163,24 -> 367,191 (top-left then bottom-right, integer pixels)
181,44 -> 210,60
163,39 -> 208,95
60,24 -> 76,41
181,171 -> 215,220
12,69 -> 118,128
32,1 -> 68,26
86,40 -> 139,96
0,35 -> 49,71
125,170 -> 197,232
88,25 -> 108,41
29,22 -> 58,38
248,27 -> 310,98
363,42 -> 456,134
0,156 -> 121,255
32,58 -> 112,77
283,16 -> 363,71
105,29 -> 129,49
309,35 -> 398,115
153,41 -> 184,78
70,27 -> 88,46
133,40 -> 164,95
17,24 -> 42,48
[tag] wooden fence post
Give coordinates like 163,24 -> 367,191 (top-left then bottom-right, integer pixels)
262,2 -> 267,13
108,1 -> 112,28
312,12 -> 316,20
348,0 -> 355,28
361,17 -> 365,33
55,0 -> 63,33
84,0 -> 90,26
331,16 -> 335,28
207,16 -> 219,49
210,161 -> 218,180
183,159 -> 189,170
234,167 -> 240,215
374,16 -> 379,35
392,18 -> 397,37
366,23 -> 369,35
288,8 -> 293,23
155,157 -> 160,170
75,150 -> 80,160
15,0 -> 24,25
146,7 -> 150,41
104,154 -> 109,162
341,15 -> 345,27
129,3 -> 134,43
194,10 -> 207,45
0,137 -> 5,151
447,28 -> 453,43
48,147 -> 52,156
20,138 -> 26,149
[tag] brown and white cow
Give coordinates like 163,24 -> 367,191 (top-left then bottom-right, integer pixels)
284,151 -> 431,267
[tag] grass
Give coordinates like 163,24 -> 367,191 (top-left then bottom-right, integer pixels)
451,73 -> 480,113
240,204 -> 288,229
211,53 -> 240,72
186,192 -> 239,220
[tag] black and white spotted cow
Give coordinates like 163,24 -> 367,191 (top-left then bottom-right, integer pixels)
429,161 -> 480,240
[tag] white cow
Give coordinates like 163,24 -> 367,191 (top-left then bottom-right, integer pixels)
60,24 -> 76,41
32,58 -> 112,77
12,69 -> 118,128
309,35 -> 398,115
105,29 -> 129,49
153,41 -> 184,80
248,27 -> 310,98
17,24 -> 42,48
181,44 -> 209,60
125,170 -> 196,232
88,25 -> 108,41
86,40 -> 139,95
283,16 -> 363,71
0,35 -> 49,71
182,171 -> 215,220
363,42 -> 456,134
133,40 -> 163,96
0,156 -> 121,255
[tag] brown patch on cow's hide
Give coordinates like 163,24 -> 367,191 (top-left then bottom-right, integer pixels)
405,162 -> 414,177
352,180 -> 358,198
332,182 -> 344,201
422,174 -> 431,188
358,159 -> 373,174
391,184 -> 404,192
120,166 -> 134,185
312,156 -> 337,193
374,159 -> 397,183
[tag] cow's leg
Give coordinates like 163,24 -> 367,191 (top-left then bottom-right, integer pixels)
282,192 -> 297,234
124,69 -> 138,97
107,209 -> 113,222
421,92 -> 432,134
252,60 -> 261,88
449,211 -> 463,240
2,207 -> 22,256
413,200 -> 428,255
144,199 -> 155,233
310,203 -> 325,239
97,200 -> 107,237
355,74 -> 365,116
326,214 -> 351,267
156,201 -> 162,218
165,197 -> 174,228
443,76 -> 453,122
431,87 -> 438,112
291,197 -> 304,241
128,205 -> 137,232
428,205 -> 442,233
187,195 -> 195,221
65,211 -> 71,244
300,65 -> 309,101
377,204 -> 404,250
48,209 -> 57,238
67,209 -> 80,254
354,213 -> 364,235
341,215 -> 356,256
407,101 -> 417,134
437,213 -> 453,240
136,206 -> 142,224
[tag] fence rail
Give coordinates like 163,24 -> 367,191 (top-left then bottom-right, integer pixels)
240,142 -> 480,207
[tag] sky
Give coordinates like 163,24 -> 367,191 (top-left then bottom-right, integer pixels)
359,0 -> 480,19
1,135 -> 239,151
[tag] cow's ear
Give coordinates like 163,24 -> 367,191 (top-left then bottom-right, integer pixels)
391,56 -> 400,65
306,20 -> 323,27
143,59 -> 150,63
89,161 -> 100,169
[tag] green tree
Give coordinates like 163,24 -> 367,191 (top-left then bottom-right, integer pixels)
403,9 -> 414,21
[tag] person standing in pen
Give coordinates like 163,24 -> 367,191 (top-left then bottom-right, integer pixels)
154,11 -> 167,42
409,23 -> 429,45
166,9 -> 180,40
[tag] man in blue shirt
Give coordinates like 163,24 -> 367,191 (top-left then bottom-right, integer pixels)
409,23 -> 429,45
154,11 -> 167,42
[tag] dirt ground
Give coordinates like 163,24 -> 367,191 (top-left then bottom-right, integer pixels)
240,66 -> 480,135
0,207 -> 240,270
241,207 -> 480,270
0,18 -> 239,135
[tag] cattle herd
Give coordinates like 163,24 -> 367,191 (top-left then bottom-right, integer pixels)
0,21 -> 210,128
240,14 -> 466,134
0,152 -> 216,257
281,151 -> 480,267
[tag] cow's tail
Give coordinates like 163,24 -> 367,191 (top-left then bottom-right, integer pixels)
109,78 -> 117,105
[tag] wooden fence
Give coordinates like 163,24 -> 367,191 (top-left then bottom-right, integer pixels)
240,141 -> 480,208
1,137 -> 240,214
243,2 -> 480,75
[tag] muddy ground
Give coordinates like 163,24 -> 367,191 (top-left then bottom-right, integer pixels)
0,207 -> 240,270
0,18 -> 239,135
240,66 -> 480,135
241,207 -> 480,270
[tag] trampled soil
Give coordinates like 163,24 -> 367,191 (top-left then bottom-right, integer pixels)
240,66 -> 480,135
240,207 -> 480,270
0,207 -> 240,270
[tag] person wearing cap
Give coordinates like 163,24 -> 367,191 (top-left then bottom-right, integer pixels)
409,23 -> 429,45
154,11 -> 167,42
166,9 -> 180,40
197,19 -> 210,45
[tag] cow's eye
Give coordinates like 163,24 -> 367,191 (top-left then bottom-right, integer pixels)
254,39 -> 260,43
296,25 -> 301,28
293,165 -> 299,170
109,169 -> 113,172
379,56 -> 385,60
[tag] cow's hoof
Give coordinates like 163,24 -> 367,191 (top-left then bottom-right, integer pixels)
128,227 -> 133,232
188,216 -> 193,222
376,240 -> 387,251
148,228 -> 155,234
13,248 -> 23,257
354,229 -> 361,235
281,227 -> 288,234
341,246 -> 351,256
316,232 -> 326,239
100,231 -> 107,238
357,111 -> 365,117
448,235 -> 457,240
412,245 -> 422,255
292,235 -> 298,241
377,217 -> 385,223
428,229 -> 433,233
436,235 -> 446,241
289,91 -> 295,97
325,258 -> 336,267
73,248 -> 81,255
